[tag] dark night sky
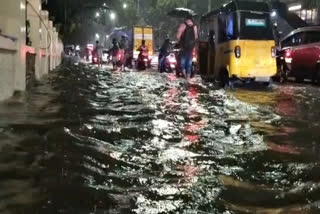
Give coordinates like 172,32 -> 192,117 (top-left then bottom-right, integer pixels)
42,1 -> 64,23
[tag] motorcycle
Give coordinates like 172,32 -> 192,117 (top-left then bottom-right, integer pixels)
172,44 -> 197,78
159,53 -> 177,73
112,49 -> 125,70
136,54 -> 151,70
92,52 -> 100,65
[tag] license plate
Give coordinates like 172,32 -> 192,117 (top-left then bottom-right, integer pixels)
255,76 -> 270,82
170,64 -> 176,68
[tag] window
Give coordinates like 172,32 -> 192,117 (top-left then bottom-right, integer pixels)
226,14 -> 236,40
296,9 -> 317,24
281,33 -> 303,48
218,15 -> 227,43
303,31 -> 320,44
239,12 -> 273,40
218,12 -> 238,43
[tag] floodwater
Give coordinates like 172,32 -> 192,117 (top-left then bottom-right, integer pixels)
0,64 -> 320,214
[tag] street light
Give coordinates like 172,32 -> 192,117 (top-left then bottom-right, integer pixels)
123,3 -> 128,9
96,12 -> 100,17
288,5 -> 302,11
110,12 -> 116,20
95,33 -> 100,39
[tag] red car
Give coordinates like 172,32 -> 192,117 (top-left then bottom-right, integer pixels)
278,26 -> 320,83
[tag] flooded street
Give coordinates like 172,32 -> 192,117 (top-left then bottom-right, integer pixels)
1,64 -> 320,214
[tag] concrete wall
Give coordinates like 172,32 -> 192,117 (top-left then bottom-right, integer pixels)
0,36 -> 17,100
48,21 -> 54,71
27,0 -> 41,79
40,10 -> 49,76
0,0 -> 64,101
0,0 -> 26,96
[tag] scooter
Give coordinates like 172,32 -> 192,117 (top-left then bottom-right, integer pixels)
136,54 -> 151,70
92,52 -> 100,65
112,49 -> 125,70
159,53 -> 177,73
174,49 -> 197,78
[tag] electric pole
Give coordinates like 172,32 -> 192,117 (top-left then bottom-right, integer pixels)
208,0 -> 212,12
136,0 -> 140,15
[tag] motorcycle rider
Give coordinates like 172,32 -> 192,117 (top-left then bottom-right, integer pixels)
136,40 -> 149,68
177,15 -> 198,81
137,40 -> 149,59
158,37 -> 172,72
108,38 -> 120,70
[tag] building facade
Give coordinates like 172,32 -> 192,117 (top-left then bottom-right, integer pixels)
282,0 -> 319,25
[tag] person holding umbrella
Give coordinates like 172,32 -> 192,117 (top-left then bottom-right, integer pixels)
177,14 -> 198,81
94,41 -> 104,67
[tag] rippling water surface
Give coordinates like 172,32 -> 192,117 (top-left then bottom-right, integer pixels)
0,64 -> 320,214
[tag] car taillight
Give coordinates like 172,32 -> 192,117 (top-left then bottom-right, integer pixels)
271,47 -> 276,58
284,49 -> 292,63
235,46 -> 241,58
285,49 -> 292,58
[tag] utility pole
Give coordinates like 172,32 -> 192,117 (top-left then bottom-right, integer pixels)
136,0 -> 140,15
208,0 -> 211,12
64,0 -> 67,25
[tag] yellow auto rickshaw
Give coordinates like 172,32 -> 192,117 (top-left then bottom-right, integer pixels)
199,0 -> 277,86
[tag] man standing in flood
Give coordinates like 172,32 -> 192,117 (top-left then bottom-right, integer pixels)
177,15 -> 198,81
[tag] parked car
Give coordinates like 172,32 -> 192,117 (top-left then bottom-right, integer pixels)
278,26 -> 320,83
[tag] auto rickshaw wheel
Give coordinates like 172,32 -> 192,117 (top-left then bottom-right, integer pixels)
219,68 -> 229,88
316,65 -> 320,86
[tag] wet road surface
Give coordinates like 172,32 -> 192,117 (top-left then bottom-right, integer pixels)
0,64 -> 320,214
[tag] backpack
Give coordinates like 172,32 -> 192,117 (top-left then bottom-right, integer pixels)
180,22 -> 196,52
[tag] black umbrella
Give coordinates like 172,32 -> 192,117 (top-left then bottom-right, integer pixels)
168,8 -> 197,18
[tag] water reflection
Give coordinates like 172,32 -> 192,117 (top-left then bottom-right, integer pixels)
0,64 -> 320,213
